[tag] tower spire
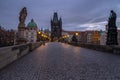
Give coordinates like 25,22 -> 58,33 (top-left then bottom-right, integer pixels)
53,12 -> 58,22
51,12 -> 62,41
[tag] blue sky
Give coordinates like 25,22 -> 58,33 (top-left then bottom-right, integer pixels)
0,0 -> 120,31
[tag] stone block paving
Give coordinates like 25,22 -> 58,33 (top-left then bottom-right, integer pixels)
0,42 -> 120,80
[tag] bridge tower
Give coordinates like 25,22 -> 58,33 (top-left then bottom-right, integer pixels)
51,12 -> 62,41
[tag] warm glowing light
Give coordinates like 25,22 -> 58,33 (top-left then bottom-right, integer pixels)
45,35 -> 47,38
41,34 -> 44,37
75,33 -> 78,36
67,35 -> 69,37
38,31 -> 41,34
62,37 -> 64,38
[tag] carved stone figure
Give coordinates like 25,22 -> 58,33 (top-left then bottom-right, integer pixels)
17,7 -> 27,44
108,10 -> 116,27
19,7 -> 27,23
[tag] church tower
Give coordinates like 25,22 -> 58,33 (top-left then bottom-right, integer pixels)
51,12 -> 62,41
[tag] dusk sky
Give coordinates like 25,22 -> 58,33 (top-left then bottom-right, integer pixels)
0,0 -> 120,31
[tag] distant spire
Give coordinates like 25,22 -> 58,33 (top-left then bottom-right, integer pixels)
51,18 -> 52,22
59,17 -> 62,24
59,17 -> 62,21
0,25 -> 1,29
41,28 -> 43,31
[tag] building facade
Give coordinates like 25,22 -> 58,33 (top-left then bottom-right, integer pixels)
0,26 -> 15,47
25,19 -> 38,43
100,31 -> 106,45
86,31 -> 93,44
92,31 -> 100,45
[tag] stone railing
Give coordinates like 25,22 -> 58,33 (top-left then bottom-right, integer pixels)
113,46 -> 120,54
29,42 -> 43,51
68,42 -> 120,54
0,42 -> 43,69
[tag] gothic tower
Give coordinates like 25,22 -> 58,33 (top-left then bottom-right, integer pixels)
51,12 -> 62,41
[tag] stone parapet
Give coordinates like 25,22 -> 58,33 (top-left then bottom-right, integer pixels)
0,42 -> 42,69
68,42 -> 120,54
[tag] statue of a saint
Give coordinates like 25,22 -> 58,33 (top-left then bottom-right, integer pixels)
108,10 -> 116,26
19,7 -> 27,23
106,10 -> 118,45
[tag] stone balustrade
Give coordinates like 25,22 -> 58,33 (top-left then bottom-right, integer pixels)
0,42 -> 43,69
68,42 -> 120,54
113,46 -> 120,54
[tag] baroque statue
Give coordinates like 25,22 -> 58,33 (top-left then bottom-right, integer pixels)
17,7 -> 27,44
106,10 -> 118,45
19,7 -> 27,23
108,10 -> 116,27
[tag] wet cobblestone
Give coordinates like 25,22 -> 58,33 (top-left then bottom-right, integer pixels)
0,42 -> 120,80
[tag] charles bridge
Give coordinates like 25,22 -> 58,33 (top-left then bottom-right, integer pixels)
0,8 -> 120,80
0,42 -> 120,80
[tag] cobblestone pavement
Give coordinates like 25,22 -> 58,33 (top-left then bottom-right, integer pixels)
0,42 -> 120,80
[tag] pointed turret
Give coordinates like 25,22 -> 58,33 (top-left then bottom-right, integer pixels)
53,12 -> 58,22
59,17 -> 62,21
59,17 -> 62,25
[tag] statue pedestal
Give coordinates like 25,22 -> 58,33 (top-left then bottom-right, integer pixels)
17,7 -> 27,44
17,23 -> 26,44
106,26 -> 118,45
17,38 -> 27,44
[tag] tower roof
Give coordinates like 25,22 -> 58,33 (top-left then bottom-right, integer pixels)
53,12 -> 58,22
27,19 -> 37,28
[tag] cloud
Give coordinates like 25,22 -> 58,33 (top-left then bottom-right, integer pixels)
0,0 -> 120,31
80,21 -> 107,30
63,21 -> 107,31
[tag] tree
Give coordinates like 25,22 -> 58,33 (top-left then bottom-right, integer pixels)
72,34 -> 77,42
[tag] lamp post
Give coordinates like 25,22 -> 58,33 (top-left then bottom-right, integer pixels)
72,32 -> 78,43
75,32 -> 78,36
38,31 -> 41,34
37,31 -> 42,42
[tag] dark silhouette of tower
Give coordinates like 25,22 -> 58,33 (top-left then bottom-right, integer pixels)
106,10 -> 118,45
51,12 -> 62,41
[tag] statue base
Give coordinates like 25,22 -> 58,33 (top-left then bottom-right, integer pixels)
17,23 -> 26,44
106,26 -> 118,45
17,38 -> 27,44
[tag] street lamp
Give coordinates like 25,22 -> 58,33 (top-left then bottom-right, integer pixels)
38,31 -> 41,34
67,35 -> 69,37
75,32 -> 78,36
41,34 -> 44,37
